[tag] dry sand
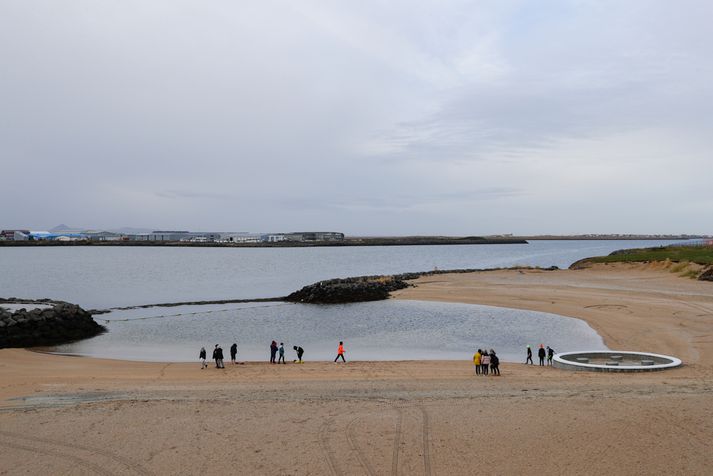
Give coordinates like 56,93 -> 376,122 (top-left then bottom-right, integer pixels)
1,263 -> 712,475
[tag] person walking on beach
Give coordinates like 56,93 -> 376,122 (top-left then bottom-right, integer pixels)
473,349 -> 482,375
538,344 -> 546,366
293,345 -> 304,363
490,349 -> 500,376
278,343 -> 286,364
212,344 -> 220,368
199,347 -> 207,369
526,345 -> 533,365
215,345 -> 225,369
270,340 -> 278,364
334,341 -> 346,362
230,343 -> 238,364
481,350 -> 490,376
547,346 -> 555,366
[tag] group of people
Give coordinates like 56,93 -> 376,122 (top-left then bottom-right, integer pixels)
525,344 -> 556,366
201,341 -> 557,371
199,343 -> 239,369
199,341 -> 343,368
472,349 -> 500,376
269,341 -> 307,364
472,344 -> 559,376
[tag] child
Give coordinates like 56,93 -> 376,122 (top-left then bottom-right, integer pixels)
278,342 -> 286,364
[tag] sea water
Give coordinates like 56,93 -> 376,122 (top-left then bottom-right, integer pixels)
0,240 -> 677,308
3,240 -> 675,362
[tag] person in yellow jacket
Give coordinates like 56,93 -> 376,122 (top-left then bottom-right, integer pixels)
473,349 -> 482,375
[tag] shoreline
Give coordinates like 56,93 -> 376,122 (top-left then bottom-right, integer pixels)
0,236 -> 527,248
2,263 -> 712,474
394,262 -> 713,370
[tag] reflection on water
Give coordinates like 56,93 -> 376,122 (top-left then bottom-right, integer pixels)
53,300 -> 607,363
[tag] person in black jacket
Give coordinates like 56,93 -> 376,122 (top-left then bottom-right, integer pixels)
538,344 -> 546,366
526,345 -> 533,364
230,343 -> 238,364
547,346 -> 555,366
218,346 -> 225,369
199,347 -> 207,369
293,345 -> 304,363
212,344 -> 219,368
270,341 -> 278,364
490,349 -> 500,376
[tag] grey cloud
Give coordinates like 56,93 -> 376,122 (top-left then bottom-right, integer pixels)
0,1 -> 711,234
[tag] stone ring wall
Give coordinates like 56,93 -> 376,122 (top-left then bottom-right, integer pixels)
553,350 -> 681,372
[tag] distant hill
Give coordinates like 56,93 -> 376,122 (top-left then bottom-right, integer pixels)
50,224 -> 74,232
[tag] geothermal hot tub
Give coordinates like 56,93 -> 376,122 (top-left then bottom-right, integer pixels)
553,351 -> 681,372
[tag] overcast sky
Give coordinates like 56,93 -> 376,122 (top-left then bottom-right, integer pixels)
1,1 -> 711,235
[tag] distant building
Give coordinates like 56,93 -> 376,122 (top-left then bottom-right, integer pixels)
129,231 -> 221,242
1,230 -> 30,241
262,234 -> 287,243
84,231 -> 125,241
223,234 -> 262,243
26,231 -> 88,240
284,232 -> 344,242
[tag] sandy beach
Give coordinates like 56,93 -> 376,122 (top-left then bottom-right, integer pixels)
1,263 -> 712,475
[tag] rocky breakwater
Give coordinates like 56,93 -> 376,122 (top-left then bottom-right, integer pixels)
0,298 -> 105,348
699,267 -> 713,282
286,275 -> 414,304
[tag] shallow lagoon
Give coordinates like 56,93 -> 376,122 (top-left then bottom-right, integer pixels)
52,300 -> 607,363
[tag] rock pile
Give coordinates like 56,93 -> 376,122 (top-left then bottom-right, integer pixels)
0,299 -> 105,348
285,267 -> 559,304
699,267 -> 713,282
286,275 -> 411,304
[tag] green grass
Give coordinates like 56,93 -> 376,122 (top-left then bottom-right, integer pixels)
579,245 -> 713,266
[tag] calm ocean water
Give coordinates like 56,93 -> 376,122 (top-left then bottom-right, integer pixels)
0,240 -> 677,308
1,240 -> 677,362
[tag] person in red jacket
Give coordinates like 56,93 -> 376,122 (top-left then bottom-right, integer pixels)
334,341 -> 346,362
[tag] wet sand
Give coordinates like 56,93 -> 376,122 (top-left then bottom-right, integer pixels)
1,263 -> 712,475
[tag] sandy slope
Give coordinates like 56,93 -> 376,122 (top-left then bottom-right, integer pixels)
1,263 -> 712,475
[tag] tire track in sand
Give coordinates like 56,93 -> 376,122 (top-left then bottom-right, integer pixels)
391,407 -> 404,476
346,415 -> 377,476
418,405 -> 432,476
0,438 -> 115,476
319,417 -> 342,476
0,430 -> 151,476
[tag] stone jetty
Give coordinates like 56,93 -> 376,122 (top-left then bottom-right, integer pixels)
0,298 -> 105,348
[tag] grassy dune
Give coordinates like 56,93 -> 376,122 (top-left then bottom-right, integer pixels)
571,245 -> 713,280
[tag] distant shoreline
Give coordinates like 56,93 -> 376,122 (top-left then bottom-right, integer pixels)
2,235 -> 706,248
0,237 -> 527,247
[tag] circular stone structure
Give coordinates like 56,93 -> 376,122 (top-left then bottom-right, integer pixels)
553,351 -> 681,372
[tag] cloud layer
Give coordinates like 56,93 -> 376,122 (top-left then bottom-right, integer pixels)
1,1 -> 711,234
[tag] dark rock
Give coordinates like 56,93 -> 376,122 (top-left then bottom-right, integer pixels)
699,267 -> 713,282
0,299 -> 105,349
286,275 -> 411,304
